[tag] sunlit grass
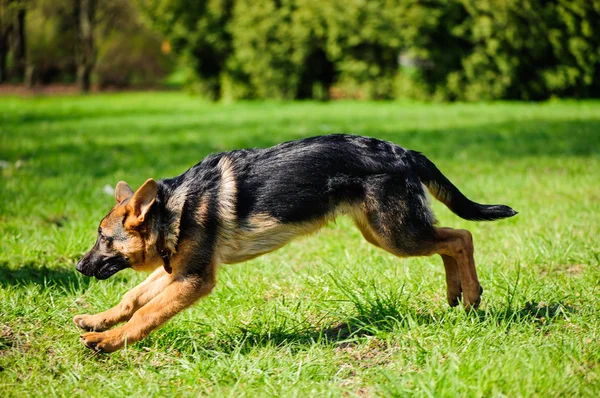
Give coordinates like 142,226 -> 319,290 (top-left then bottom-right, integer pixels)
1,93 -> 599,396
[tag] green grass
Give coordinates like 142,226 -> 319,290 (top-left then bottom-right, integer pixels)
1,93 -> 599,397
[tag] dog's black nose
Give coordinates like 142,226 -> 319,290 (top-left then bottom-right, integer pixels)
76,260 -> 85,273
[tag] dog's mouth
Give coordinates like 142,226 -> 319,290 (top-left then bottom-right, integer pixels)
94,262 -> 129,280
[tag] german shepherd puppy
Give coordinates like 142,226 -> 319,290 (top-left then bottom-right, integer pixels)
75,134 -> 516,352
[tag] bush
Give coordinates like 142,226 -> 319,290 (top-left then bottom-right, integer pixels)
140,0 -> 600,100
95,28 -> 174,88
230,0 -> 305,99
445,0 -> 600,100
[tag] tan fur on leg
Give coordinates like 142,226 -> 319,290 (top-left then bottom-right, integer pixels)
441,254 -> 462,307
434,228 -> 480,310
74,267 -> 171,331
80,274 -> 215,352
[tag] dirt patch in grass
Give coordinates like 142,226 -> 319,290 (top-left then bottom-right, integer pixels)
540,264 -> 586,277
336,337 -> 398,369
0,324 -> 31,358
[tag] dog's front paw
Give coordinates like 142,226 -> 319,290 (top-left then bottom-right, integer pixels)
80,331 -> 124,353
73,314 -> 109,332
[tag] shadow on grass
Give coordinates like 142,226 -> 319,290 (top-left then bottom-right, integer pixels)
77,296 -> 576,359
190,299 -> 575,356
0,261 -> 90,290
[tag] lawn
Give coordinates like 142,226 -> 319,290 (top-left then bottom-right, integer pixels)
1,93 -> 599,397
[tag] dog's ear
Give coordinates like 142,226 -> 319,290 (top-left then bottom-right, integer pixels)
115,181 -> 134,203
128,179 -> 158,224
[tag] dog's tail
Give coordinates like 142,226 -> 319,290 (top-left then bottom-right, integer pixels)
409,150 -> 517,221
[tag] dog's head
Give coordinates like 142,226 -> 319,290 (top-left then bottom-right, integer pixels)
76,179 -> 160,279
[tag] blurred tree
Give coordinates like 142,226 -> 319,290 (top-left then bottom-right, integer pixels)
543,0 -> 600,98
393,0 -> 470,101
75,0 -> 138,91
95,23 -> 174,88
319,0 -> 405,99
26,0 -> 78,85
0,1 -> 9,82
76,0 -> 96,92
25,0 -> 160,90
139,0 -> 406,100
14,0 -> 25,80
138,0 -> 233,99
0,0 -> 28,83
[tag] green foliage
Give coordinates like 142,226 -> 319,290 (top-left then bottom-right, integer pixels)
319,0 -> 404,99
95,30 -> 174,88
448,0 -> 600,100
12,0 -> 600,99
95,19 -> 175,88
398,0 -> 600,101
20,0 -> 174,88
230,0 -> 302,100
138,0 -> 233,99
25,3 -> 78,84
393,0 -> 470,101
139,0 -> 600,100
543,0 -> 600,97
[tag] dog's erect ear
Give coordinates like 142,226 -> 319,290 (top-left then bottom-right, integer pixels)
115,181 -> 134,203
128,179 -> 158,223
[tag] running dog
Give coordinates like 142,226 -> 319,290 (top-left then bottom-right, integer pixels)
74,134 -> 517,352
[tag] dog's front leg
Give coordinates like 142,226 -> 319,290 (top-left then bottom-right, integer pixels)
74,267 -> 171,332
80,275 -> 215,352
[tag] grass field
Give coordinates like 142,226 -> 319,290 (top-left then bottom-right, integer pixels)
1,93 -> 599,396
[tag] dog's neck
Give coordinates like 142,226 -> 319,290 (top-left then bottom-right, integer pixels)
153,181 -> 187,259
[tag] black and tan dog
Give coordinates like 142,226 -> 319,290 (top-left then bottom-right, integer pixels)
74,134 -> 516,352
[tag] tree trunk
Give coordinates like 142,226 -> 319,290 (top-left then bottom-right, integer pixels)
77,0 -> 96,92
14,7 -> 25,81
0,33 -> 7,83
0,2 -> 8,83
25,64 -> 34,88
77,64 -> 92,92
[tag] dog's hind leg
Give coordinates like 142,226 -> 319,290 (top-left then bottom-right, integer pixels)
363,218 -> 480,309
74,267 -> 171,332
356,175 -> 481,310
441,254 -> 462,307
380,225 -> 480,310
431,228 -> 481,310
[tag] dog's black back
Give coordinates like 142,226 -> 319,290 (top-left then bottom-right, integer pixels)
155,134 -> 515,268
163,134 -> 413,223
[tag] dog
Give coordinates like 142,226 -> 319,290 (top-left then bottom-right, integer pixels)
74,134 -> 516,352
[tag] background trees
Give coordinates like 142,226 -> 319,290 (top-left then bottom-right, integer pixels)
2,0 -> 174,91
2,0 -> 599,99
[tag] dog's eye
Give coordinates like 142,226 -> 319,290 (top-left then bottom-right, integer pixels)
98,228 -> 110,242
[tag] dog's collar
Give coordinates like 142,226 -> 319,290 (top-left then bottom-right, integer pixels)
156,229 -> 173,274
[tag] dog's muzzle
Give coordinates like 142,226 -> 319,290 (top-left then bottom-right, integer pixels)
75,260 -> 86,274
75,258 -> 94,277
76,254 -> 129,280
